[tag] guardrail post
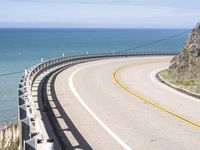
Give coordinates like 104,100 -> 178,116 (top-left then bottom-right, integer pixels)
18,97 -> 26,150
20,117 -> 30,150
19,94 -> 25,106
25,137 -> 36,150
45,139 -> 54,150
19,104 -> 26,120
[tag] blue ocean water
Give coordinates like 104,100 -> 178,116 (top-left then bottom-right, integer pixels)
0,28 -> 189,125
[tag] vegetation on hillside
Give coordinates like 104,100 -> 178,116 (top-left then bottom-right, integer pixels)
0,122 -> 19,150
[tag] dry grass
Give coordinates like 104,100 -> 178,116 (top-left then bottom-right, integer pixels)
0,122 -> 19,150
160,69 -> 200,95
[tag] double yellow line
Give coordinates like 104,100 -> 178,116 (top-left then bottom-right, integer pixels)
112,64 -> 200,129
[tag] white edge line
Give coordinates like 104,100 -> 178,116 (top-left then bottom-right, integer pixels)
150,68 -> 200,102
68,61 -> 132,150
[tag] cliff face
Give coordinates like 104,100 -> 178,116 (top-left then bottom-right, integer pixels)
169,23 -> 200,83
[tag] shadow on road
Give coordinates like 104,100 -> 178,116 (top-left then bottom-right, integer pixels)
41,67 -> 92,150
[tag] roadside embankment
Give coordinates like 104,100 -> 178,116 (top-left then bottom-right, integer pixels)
157,70 -> 200,99
0,122 -> 19,150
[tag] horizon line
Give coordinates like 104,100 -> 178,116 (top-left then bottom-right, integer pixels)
0,27 -> 192,30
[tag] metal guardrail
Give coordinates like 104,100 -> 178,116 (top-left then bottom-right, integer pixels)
18,52 -> 177,150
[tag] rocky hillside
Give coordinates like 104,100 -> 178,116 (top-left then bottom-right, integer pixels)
169,22 -> 200,83
0,122 -> 19,150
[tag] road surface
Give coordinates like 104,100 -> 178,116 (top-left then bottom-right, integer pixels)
52,56 -> 200,150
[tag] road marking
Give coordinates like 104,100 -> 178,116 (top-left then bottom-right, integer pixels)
113,64 -> 200,129
68,61 -> 132,150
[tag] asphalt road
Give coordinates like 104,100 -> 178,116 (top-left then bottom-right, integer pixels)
53,56 -> 200,150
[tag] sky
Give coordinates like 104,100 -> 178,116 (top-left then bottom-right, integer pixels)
0,0 -> 200,28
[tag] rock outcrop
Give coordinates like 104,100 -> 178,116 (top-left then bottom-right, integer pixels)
0,122 -> 19,150
169,22 -> 200,83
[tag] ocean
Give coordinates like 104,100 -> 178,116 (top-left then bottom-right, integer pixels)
0,28 -> 189,125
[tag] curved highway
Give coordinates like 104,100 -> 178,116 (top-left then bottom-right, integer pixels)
50,56 -> 200,150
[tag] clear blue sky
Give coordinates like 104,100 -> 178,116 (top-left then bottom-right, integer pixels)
0,0 -> 200,28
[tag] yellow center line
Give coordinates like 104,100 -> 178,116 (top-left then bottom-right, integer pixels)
112,63 -> 200,129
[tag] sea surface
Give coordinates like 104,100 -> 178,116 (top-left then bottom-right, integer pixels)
0,28 -> 189,126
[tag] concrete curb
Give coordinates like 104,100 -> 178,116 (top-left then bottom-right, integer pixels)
155,71 -> 200,99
